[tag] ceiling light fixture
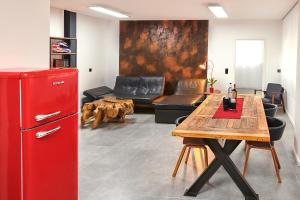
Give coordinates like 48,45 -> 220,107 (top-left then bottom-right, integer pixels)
89,6 -> 129,18
208,5 -> 228,18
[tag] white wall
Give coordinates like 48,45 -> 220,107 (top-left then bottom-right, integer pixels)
0,0 -> 50,68
281,4 -> 299,125
50,7 -> 64,37
281,3 -> 300,165
77,13 -> 119,97
50,8 -> 119,103
208,20 -> 282,91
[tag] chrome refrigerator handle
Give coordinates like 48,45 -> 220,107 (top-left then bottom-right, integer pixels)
35,111 -> 61,121
36,126 -> 61,139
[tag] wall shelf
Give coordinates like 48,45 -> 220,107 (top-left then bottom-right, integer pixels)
50,36 -> 77,40
50,36 -> 77,68
51,52 -> 77,55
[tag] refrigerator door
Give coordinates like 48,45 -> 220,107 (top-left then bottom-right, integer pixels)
22,114 -> 78,200
21,68 -> 78,129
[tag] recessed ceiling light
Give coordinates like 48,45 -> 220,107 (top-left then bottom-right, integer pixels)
208,5 -> 228,18
89,6 -> 129,18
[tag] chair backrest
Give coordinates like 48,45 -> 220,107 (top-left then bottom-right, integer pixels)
114,76 -> 140,95
266,116 -> 286,142
137,76 -> 165,96
265,83 -> 284,104
175,79 -> 207,95
175,116 -> 188,126
114,76 -> 165,96
263,103 -> 277,117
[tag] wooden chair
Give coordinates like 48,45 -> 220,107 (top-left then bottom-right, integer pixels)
243,117 -> 286,183
244,103 -> 278,152
255,83 -> 286,113
172,116 -> 208,177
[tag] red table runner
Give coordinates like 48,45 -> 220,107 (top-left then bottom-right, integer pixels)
213,98 -> 244,119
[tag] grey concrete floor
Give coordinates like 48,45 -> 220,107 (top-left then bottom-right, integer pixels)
79,110 -> 300,200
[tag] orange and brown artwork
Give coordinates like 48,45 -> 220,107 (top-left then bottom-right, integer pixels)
119,20 -> 208,94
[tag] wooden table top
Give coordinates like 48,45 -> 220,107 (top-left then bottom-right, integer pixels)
172,94 -> 270,142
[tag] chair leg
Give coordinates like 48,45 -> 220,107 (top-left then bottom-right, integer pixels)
185,147 -> 191,164
272,148 -> 281,169
203,146 -> 208,169
281,96 -> 286,113
243,144 -> 251,176
172,145 -> 187,177
271,147 -> 282,183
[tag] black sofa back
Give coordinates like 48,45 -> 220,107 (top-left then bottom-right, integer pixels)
114,76 -> 140,96
175,79 -> 207,95
114,76 -> 165,96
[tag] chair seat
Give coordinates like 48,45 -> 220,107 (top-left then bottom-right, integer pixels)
183,137 -> 206,145
247,141 -> 274,148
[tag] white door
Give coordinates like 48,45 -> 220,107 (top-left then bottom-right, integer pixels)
235,40 -> 264,90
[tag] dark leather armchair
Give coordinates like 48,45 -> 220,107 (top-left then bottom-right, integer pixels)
255,83 -> 285,113
154,79 -> 207,123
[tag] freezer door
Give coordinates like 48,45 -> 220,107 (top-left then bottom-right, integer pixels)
22,114 -> 78,200
21,68 -> 78,129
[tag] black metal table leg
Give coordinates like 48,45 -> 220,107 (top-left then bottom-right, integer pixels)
184,139 -> 259,200
184,139 -> 240,196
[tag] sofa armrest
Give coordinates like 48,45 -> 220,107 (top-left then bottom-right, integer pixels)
83,86 -> 113,100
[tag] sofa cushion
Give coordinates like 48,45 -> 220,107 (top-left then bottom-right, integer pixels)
132,95 -> 160,104
114,76 -> 140,96
137,77 -> 165,96
115,94 -> 159,105
175,79 -> 207,95
154,94 -> 204,110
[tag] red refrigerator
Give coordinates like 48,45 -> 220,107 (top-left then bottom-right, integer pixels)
0,68 -> 78,200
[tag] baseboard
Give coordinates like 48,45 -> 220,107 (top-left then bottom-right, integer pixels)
293,148 -> 300,166
286,109 -> 295,127
285,110 -> 300,166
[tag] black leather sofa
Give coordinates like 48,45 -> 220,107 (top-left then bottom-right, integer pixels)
82,76 -> 165,108
112,76 -> 165,107
154,79 -> 207,123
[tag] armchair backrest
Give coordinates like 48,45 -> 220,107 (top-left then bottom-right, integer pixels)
137,76 -> 165,96
114,76 -> 140,95
266,116 -> 286,142
175,79 -> 207,95
114,76 -> 165,96
265,83 -> 284,104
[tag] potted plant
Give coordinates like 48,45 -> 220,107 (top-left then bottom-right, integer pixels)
208,77 -> 217,93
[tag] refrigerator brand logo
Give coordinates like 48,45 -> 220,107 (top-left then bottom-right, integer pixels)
52,81 -> 65,86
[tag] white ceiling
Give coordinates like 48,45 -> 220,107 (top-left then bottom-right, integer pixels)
51,0 -> 297,20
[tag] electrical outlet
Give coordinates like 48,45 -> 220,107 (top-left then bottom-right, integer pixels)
225,68 -> 229,74
89,68 -> 92,72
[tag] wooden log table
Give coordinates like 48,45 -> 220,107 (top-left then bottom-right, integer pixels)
81,97 -> 134,129
172,94 -> 269,200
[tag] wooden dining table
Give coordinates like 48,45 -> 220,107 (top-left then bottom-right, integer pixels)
172,94 -> 269,200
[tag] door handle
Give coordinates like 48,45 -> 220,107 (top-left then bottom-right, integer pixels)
35,111 -> 61,122
36,126 -> 61,139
